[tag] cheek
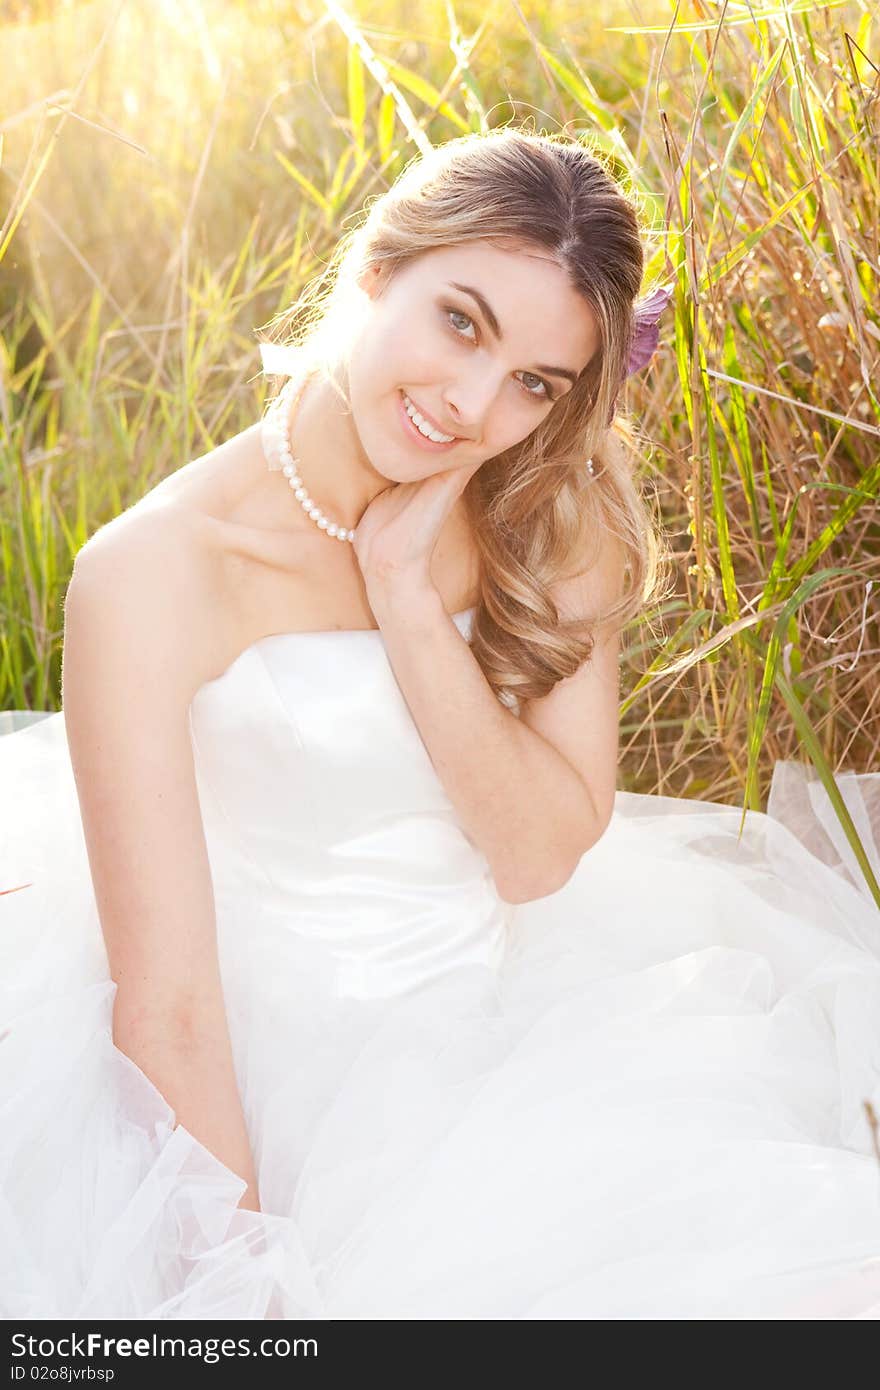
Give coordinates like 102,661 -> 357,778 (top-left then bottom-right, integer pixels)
499,406 -> 543,450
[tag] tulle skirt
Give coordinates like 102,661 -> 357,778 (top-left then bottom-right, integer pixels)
2,710 -> 880,1319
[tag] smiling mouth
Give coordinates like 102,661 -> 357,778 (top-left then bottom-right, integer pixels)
400,391 -> 463,441
397,390 -> 466,451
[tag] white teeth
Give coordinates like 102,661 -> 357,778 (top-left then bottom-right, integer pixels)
402,393 -> 455,443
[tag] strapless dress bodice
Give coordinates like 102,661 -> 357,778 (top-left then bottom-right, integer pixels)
188,607 -> 512,1000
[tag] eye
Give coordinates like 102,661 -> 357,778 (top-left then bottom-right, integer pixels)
441,306 -> 557,403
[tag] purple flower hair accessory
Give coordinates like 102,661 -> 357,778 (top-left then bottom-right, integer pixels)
602,281 -> 674,431
627,282 -> 674,376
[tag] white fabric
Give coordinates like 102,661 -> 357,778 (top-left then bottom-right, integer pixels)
258,339 -> 307,380
2,606 -> 880,1320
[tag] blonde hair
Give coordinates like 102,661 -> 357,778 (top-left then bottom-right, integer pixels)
257,126 -> 670,709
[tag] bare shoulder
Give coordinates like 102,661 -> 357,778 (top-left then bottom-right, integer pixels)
136,422 -> 301,569
63,416 -> 301,689
65,497 -> 240,705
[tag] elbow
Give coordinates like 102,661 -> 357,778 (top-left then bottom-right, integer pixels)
494,855 -> 579,907
495,816 -> 613,905
497,877 -> 561,907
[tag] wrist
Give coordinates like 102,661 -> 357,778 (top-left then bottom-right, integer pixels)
368,581 -> 445,631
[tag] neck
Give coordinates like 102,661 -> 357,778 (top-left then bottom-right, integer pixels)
280,358 -> 390,532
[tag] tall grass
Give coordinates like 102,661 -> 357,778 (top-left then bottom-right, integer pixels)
1,0 -> 878,899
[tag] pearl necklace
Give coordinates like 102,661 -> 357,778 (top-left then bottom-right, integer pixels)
262,371 -> 357,543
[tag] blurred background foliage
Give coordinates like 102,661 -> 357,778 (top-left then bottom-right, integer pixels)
1,0 -> 878,897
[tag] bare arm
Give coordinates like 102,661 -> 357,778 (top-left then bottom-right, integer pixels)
62,506 -> 261,1211
369,533 -> 625,903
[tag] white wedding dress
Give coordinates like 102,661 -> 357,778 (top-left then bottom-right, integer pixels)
2,365 -> 880,1319
3,610 -> 880,1320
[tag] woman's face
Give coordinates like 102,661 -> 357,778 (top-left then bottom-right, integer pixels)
346,239 -> 601,484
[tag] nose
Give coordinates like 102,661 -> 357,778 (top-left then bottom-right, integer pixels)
442,376 -> 500,439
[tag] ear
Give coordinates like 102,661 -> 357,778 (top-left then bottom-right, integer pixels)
357,262 -> 395,302
357,263 -> 383,299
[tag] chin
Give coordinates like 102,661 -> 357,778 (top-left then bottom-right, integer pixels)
366,448 -> 434,486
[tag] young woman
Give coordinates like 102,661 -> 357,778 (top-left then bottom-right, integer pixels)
2,128 -> 879,1320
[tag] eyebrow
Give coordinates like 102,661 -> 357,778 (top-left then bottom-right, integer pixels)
446,281 -> 581,385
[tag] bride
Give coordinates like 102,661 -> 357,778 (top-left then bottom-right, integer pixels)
2,127 -> 879,1321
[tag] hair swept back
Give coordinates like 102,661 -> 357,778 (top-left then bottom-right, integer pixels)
256,125 -> 672,711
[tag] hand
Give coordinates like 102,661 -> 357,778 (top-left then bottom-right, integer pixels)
351,461 -> 481,608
